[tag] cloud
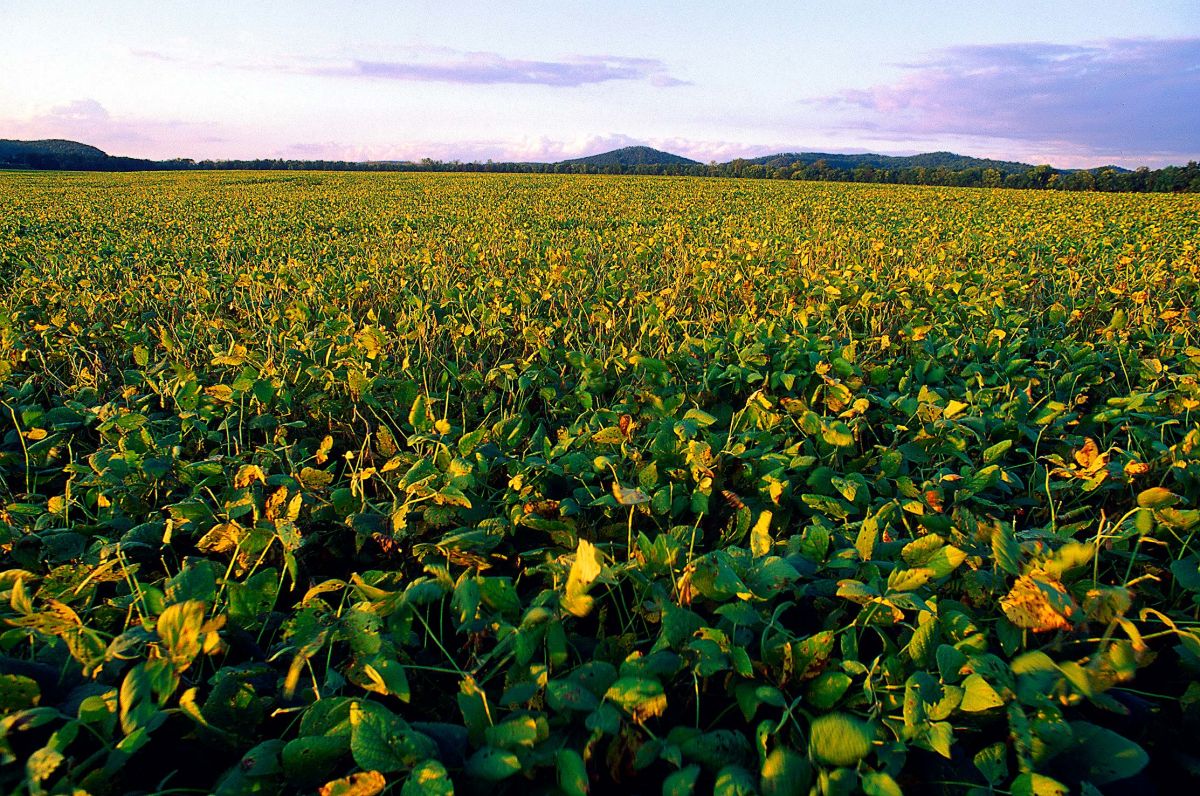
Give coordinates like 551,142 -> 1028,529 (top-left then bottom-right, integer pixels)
271,134 -> 805,164
134,46 -> 688,88
1,99 -> 229,159
272,134 -> 647,163
813,37 -> 1200,165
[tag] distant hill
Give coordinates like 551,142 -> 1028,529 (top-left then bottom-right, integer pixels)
742,150 -> 1038,175
558,146 -> 700,167
742,150 -> 1131,175
0,139 -> 160,171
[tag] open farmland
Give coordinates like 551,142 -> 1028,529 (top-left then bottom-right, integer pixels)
2,171 -> 1200,794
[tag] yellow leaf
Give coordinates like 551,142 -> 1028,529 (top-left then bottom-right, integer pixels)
1000,575 -> 1076,632
612,482 -> 649,505
750,510 -> 773,557
1123,461 -> 1151,477
1073,438 -> 1107,472
234,464 -> 267,489
196,522 -> 243,554
204,385 -> 234,403
299,467 -> 334,489
563,538 -> 603,617
943,400 -> 969,419
319,771 -> 387,796
316,435 -> 334,465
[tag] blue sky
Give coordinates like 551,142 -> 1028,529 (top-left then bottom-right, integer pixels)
2,1 -> 1198,167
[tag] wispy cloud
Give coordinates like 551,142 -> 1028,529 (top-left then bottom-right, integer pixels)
813,37 -> 1200,164
134,46 -> 688,88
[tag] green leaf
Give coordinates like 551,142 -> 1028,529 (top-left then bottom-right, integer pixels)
458,427 -> 487,455
401,760 -> 454,796
662,765 -> 701,796
821,421 -> 856,448
924,545 -> 966,578
547,679 -> 601,712
437,486 -> 472,508
983,439 -> 1013,464
992,523 -> 1022,576
0,674 -> 40,710
605,676 -> 667,721
1011,773 -> 1068,796
456,677 -> 491,746
807,713 -> 874,767
734,683 -> 786,720
901,534 -> 945,566
678,729 -> 752,770
1057,722 -> 1149,785
639,461 -> 659,491
855,514 -> 879,562
924,721 -> 953,759
119,663 -> 157,735
973,743 -> 1008,787
806,672 -> 852,710
283,735 -> 349,786
836,579 -> 880,604
408,394 -> 432,431
485,715 -> 539,750
557,748 -> 589,796
860,771 -> 903,796
400,459 -> 440,490
465,746 -> 522,781
1137,487 -> 1178,509
960,674 -> 1005,712
713,765 -> 757,796
349,701 -> 436,773
760,748 -> 811,796
593,426 -> 627,444
887,567 -> 932,592
908,616 -> 938,663
156,599 -> 205,672
361,658 -> 410,701
1171,556 -> 1200,592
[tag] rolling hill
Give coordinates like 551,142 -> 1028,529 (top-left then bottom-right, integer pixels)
743,150 -> 1035,174
0,139 -> 160,171
557,145 -> 700,167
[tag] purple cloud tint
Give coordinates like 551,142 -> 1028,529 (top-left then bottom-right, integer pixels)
271,134 -> 806,165
816,37 -> 1200,159
134,47 -> 688,88
2,99 -> 230,158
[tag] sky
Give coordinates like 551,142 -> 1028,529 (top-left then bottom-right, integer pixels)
2,1 -> 1198,168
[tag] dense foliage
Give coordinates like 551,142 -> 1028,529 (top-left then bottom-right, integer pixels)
2,172 -> 1200,795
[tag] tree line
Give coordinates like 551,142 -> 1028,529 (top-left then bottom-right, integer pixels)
5,149 -> 1199,193
170,157 -> 1200,193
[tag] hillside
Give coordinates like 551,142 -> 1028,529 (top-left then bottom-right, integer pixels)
743,150 -> 1038,175
0,139 -> 160,171
558,145 -> 700,167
